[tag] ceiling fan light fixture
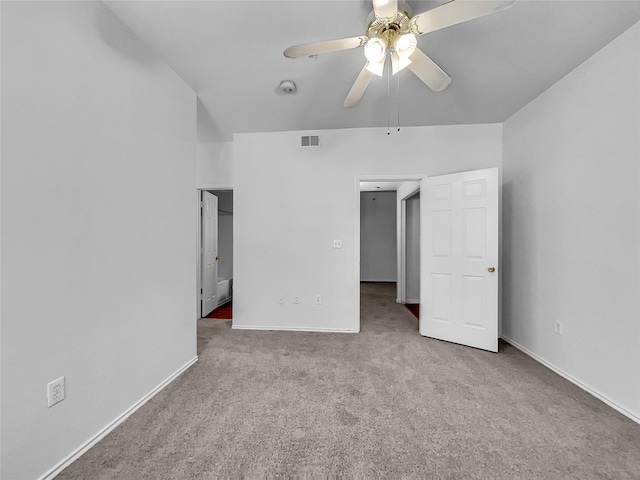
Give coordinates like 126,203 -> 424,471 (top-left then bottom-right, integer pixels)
365,58 -> 385,77
395,33 -> 417,59
364,37 -> 387,64
284,0 -> 518,107
391,51 -> 412,75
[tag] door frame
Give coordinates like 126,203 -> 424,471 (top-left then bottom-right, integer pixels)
197,185 -> 233,319
399,184 -> 421,304
355,174 -> 427,330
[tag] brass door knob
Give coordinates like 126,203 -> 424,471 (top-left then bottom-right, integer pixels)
488,267 -> 495,273
215,256 -> 221,261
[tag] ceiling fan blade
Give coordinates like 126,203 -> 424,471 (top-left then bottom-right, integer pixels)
344,64 -> 375,108
373,0 -> 398,19
284,36 -> 368,58
407,48 -> 452,92
410,0 -> 517,35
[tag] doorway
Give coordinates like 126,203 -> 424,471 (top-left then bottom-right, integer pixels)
357,176 -> 425,331
198,188 -> 233,319
403,190 -> 421,319
356,169 -> 499,352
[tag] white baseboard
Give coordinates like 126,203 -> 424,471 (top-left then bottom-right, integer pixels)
40,356 -> 198,480
232,324 -> 358,333
501,336 -> 640,426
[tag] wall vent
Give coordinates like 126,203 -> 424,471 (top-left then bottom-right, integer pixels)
301,135 -> 320,147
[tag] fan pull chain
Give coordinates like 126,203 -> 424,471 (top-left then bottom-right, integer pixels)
386,52 -> 391,135
397,65 -> 401,132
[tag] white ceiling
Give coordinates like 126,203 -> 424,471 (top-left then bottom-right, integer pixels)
105,1 -> 640,142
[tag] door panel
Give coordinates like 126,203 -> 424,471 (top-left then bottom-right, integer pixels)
464,208 -> 486,259
432,274 -> 452,322
432,210 -> 452,257
461,275 -> 485,329
420,168 -> 499,352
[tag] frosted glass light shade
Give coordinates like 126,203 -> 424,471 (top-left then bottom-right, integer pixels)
395,33 -> 417,59
364,37 -> 386,64
391,51 -> 412,75
365,57 -> 385,76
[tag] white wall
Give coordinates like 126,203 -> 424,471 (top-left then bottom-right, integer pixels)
360,191 -> 397,282
197,141 -> 233,188
1,2 -> 197,478
502,22 -> 640,420
405,192 -> 421,302
233,125 -> 502,332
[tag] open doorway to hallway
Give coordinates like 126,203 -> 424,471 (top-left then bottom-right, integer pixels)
356,169 -> 499,351
359,186 -> 399,328
358,178 -> 423,330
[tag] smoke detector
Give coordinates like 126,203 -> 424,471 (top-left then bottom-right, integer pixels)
279,80 -> 297,94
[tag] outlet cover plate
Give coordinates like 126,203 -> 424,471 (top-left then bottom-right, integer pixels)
47,377 -> 65,408
555,321 -> 563,335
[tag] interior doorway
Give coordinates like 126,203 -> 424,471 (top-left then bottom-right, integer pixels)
356,169 -> 499,352
357,176 -> 425,331
198,188 -> 233,320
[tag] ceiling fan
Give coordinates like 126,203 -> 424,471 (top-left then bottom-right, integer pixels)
284,0 -> 517,108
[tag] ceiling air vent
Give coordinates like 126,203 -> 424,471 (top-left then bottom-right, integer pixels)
301,135 -> 320,147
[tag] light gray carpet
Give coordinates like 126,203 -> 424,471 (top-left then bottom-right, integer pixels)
59,283 -> 640,478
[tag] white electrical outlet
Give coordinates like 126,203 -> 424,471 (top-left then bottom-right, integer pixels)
555,321 -> 563,336
278,295 -> 285,305
47,377 -> 65,408
293,295 -> 300,304
315,294 -> 322,305
333,239 -> 343,249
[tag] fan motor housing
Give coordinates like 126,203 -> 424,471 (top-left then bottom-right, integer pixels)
365,1 -> 413,40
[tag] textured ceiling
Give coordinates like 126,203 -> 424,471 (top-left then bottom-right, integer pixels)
105,1 -> 640,142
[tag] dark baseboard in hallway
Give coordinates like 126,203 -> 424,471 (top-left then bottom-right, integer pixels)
404,303 -> 419,319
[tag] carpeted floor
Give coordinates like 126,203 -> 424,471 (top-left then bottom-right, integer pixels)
58,282 -> 640,478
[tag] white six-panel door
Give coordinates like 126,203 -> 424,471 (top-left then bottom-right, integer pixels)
420,168 -> 499,352
202,191 -> 218,317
